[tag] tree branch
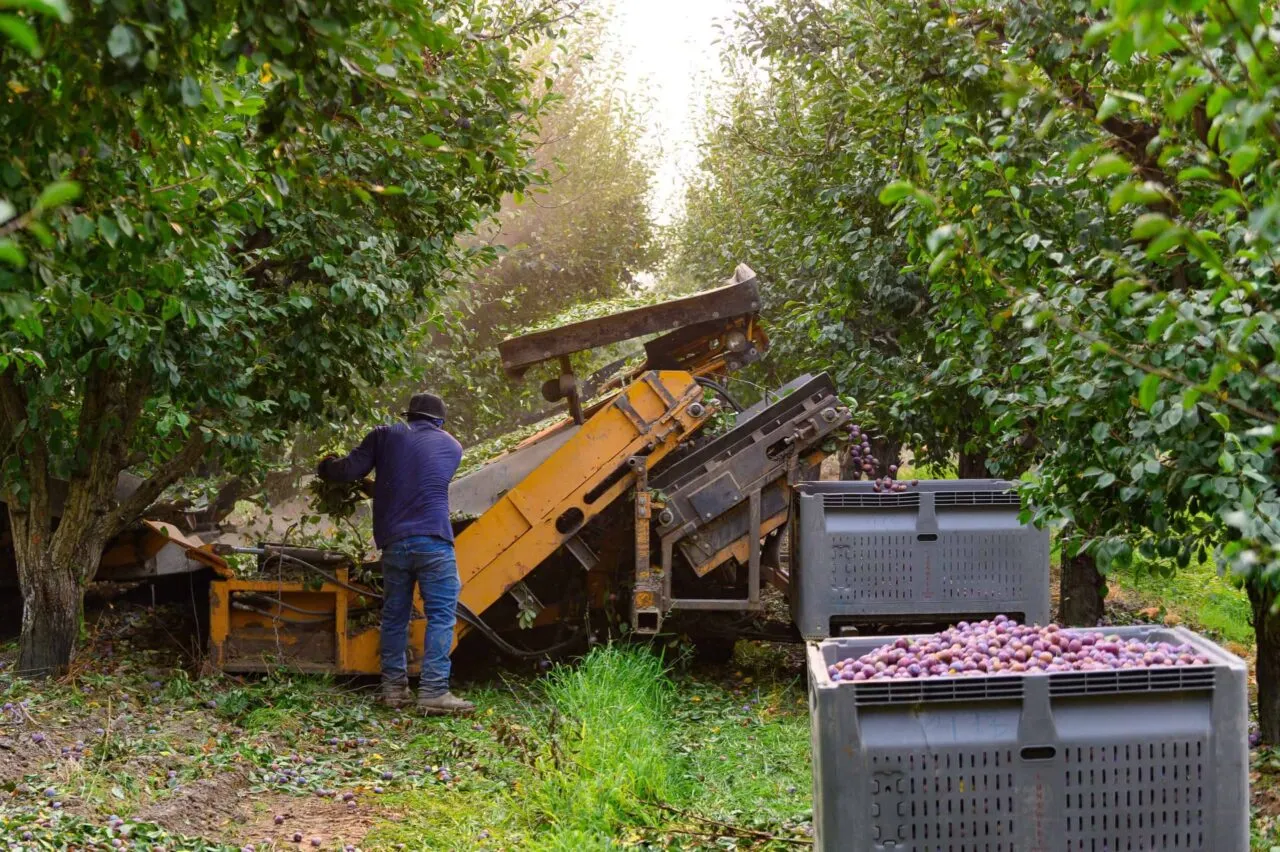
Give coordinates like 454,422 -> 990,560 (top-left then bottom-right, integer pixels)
105,429 -> 209,539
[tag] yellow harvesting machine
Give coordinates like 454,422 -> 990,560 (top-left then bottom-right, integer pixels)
206,265 -> 851,673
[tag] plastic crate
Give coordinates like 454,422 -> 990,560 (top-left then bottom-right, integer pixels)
807,625 -> 1249,852
791,480 -> 1050,638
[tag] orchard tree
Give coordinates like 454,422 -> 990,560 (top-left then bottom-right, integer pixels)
860,0 -> 1280,731
0,0 -> 561,676
683,0 -> 1280,736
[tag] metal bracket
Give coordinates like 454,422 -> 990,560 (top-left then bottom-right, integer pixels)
564,535 -> 599,572
614,393 -> 651,434
507,581 -> 544,620
629,455 -> 662,633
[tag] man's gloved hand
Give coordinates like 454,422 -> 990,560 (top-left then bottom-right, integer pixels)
317,454 -> 337,477
359,478 -> 375,498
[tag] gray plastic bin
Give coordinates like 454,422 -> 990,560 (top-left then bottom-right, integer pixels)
807,625 -> 1249,852
791,480 -> 1050,638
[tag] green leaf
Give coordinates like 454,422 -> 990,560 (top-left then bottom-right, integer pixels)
1146,307 -> 1177,342
1211,411 -> 1230,431
161,297 -> 182,322
5,0 -> 71,22
0,199 -> 13,224
1089,154 -> 1131,178
928,247 -> 955,277
1206,85 -> 1232,117
26,219 -> 52,247
1169,83 -> 1211,119
124,289 -> 144,312
106,24 -> 139,62
375,63 -> 397,78
1228,144 -> 1260,178
420,133 -> 445,148
1097,472 -> 1116,488
35,180 -> 80,210
926,224 -> 954,253
1108,278 -> 1144,307
1144,227 -> 1184,259
69,214 -> 95,242
1082,19 -> 1115,48
97,214 -> 120,247
878,180 -> 914,204
1097,93 -> 1123,122
0,13 -> 41,57
1035,108 -> 1060,139
180,76 -> 202,107
1177,166 -> 1219,183
1131,213 -> 1173,240
115,209 -> 134,237
1138,373 -> 1160,411
0,239 -> 25,268
1092,421 -> 1110,442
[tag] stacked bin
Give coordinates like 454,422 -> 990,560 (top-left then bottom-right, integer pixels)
791,480 -> 1050,639
806,626 -> 1249,852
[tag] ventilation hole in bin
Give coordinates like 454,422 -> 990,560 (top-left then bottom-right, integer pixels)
829,534 -> 915,599
1063,739 -> 1205,851
940,532 -> 1034,602
871,749 -> 1014,848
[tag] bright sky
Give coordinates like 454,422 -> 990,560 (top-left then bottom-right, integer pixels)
600,0 -> 742,226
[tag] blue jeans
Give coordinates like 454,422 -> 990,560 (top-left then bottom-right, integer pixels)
380,535 -> 460,698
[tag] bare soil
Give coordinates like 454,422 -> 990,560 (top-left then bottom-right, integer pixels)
134,768 -> 254,838
237,793 -> 390,850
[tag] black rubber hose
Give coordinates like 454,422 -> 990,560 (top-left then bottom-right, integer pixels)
695,377 -> 745,412
230,601 -> 335,623
262,552 -> 383,599
455,602 -> 585,659
237,592 -> 338,616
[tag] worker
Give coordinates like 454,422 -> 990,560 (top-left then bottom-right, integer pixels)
317,392 -> 473,716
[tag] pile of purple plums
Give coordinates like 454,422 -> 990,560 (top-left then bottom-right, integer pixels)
828,616 -> 1212,681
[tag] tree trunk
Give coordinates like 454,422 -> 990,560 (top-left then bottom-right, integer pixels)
15,552 -> 82,678
958,450 -> 989,479
1059,551 -> 1105,626
870,435 -> 903,476
1248,581 -> 1280,744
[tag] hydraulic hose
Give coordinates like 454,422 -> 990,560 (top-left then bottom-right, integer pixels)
695,377 -> 745,412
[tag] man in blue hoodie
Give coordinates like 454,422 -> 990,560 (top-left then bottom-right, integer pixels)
318,392 -> 472,715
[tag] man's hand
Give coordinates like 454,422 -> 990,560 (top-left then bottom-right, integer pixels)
316,454 -> 338,478
359,478 -> 375,498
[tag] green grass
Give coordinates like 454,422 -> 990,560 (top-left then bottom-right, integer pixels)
528,645 -> 682,845
897,457 -> 957,480
1108,555 -> 1255,648
370,644 -> 813,850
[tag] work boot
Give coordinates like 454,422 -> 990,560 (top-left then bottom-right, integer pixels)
417,692 -> 475,716
379,680 -> 412,709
